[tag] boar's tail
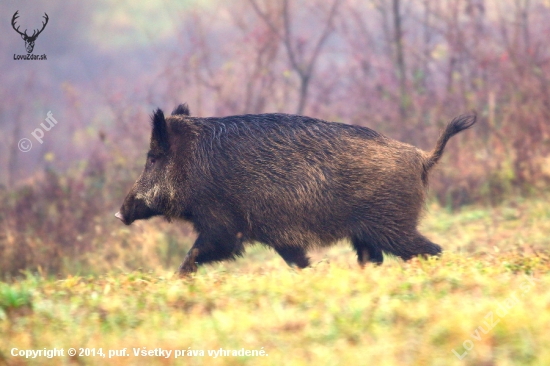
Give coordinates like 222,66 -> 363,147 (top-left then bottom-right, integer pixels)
423,114 -> 476,179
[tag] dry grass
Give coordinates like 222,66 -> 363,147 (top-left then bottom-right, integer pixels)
1,196 -> 550,365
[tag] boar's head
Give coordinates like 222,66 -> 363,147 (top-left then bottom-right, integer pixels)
115,107 -> 186,225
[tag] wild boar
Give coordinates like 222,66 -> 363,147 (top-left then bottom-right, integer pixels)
115,104 -> 476,275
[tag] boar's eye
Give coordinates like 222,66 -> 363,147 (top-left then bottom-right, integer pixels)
149,157 -> 156,166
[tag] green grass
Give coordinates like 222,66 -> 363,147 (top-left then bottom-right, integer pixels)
1,197 -> 550,365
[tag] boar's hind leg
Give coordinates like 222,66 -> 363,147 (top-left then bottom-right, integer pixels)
380,232 -> 442,262
400,234 -> 442,261
274,246 -> 310,269
177,230 -> 244,276
351,235 -> 384,267
354,229 -> 440,263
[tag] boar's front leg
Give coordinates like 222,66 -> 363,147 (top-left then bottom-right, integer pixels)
274,246 -> 310,269
177,230 -> 245,277
177,248 -> 200,275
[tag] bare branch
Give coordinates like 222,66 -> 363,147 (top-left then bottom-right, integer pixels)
248,0 -> 284,40
250,0 -> 340,114
304,0 -> 340,78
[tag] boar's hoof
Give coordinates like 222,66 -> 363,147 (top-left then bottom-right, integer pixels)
177,248 -> 199,277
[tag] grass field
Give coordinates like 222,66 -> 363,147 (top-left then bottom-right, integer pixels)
1,196 -> 549,365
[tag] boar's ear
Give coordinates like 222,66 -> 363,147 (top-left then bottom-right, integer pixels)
150,108 -> 170,154
171,103 -> 190,116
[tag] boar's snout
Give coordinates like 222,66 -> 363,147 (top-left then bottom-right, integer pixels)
115,190 -> 160,226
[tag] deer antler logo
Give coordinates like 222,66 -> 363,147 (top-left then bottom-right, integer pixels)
12,11 -> 49,54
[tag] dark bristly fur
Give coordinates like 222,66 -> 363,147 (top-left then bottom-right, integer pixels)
115,105 -> 476,275
421,114 -> 476,185
424,114 -> 477,173
171,103 -> 190,116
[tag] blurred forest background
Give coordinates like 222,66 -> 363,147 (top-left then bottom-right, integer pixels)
1,0 -> 549,276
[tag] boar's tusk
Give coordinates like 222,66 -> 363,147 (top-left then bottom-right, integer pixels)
114,212 -> 124,222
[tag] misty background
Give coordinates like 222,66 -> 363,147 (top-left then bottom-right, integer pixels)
1,0 -> 549,276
